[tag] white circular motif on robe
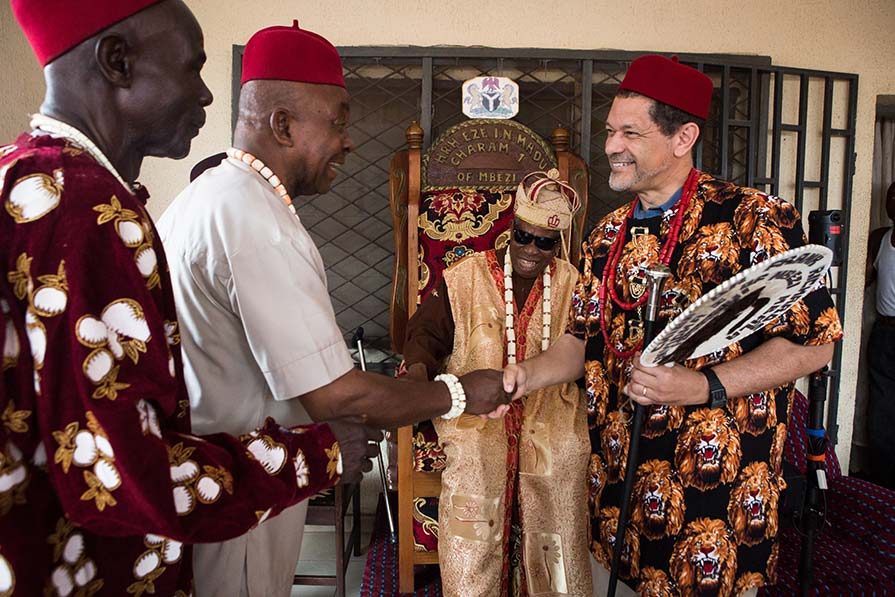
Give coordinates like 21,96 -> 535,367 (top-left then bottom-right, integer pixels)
134,550 -> 161,578
0,442 -> 26,493
115,220 -> 145,248
172,485 -> 194,515
247,437 -> 287,475
94,459 -> 121,490
137,400 -> 162,438
0,553 -> 14,594
24,310 -> 46,369
73,559 -> 96,587
106,333 -> 124,360
72,431 -> 98,467
94,434 -> 113,458
101,299 -> 150,344
169,460 -> 198,484
51,565 -> 74,596
294,451 -> 309,488
134,246 -> 158,280
62,533 -> 84,565
196,475 -> 222,504
162,538 -> 183,564
164,322 -> 178,345
71,430 -> 120,489
0,463 -> 26,494
32,441 -> 48,467
83,349 -> 114,383
31,285 -> 67,318
4,170 -> 64,223
75,316 -> 108,348
142,534 -> 183,564
2,315 -> 19,367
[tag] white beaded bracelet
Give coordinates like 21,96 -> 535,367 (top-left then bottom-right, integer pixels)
435,373 -> 467,420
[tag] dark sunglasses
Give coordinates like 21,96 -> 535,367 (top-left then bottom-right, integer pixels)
512,228 -> 560,251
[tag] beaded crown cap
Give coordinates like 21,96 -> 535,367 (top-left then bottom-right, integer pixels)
514,169 -> 580,232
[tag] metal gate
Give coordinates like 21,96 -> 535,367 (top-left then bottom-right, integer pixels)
232,47 -> 857,440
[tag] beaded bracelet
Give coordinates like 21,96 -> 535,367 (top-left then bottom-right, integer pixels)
435,373 -> 467,420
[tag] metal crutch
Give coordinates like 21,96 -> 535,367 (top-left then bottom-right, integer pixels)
352,327 -> 397,543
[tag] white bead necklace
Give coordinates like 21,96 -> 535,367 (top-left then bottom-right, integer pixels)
226,147 -> 296,215
30,114 -> 133,192
503,250 -> 551,364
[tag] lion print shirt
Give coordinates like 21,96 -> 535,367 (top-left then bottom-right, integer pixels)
567,171 -> 842,595
0,132 -> 343,596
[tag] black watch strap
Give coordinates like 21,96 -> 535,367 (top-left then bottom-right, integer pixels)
701,368 -> 727,408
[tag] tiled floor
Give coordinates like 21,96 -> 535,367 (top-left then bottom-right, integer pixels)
291,517 -> 375,597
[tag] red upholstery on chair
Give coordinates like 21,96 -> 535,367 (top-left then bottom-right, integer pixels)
417,188 -> 514,301
760,391 -> 895,595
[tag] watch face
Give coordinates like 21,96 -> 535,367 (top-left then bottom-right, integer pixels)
710,386 -> 727,407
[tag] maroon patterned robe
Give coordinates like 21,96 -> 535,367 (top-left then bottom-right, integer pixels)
0,132 -> 342,596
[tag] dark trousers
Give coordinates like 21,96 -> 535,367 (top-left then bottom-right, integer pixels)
868,318 -> 895,489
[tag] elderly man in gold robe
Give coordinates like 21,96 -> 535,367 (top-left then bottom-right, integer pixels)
403,170 -> 592,596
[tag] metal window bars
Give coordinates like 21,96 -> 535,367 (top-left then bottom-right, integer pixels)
231,46 -> 856,443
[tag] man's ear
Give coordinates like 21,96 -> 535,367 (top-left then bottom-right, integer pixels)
95,34 -> 133,88
269,108 -> 295,147
673,122 -> 700,158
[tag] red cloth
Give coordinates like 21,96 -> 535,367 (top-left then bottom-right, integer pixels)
12,0 -> 163,66
0,132 -> 342,595
241,20 -> 345,87
417,189 -> 515,301
619,54 -> 713,119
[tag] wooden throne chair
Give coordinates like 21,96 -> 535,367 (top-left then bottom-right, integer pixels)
387,119 -> 589,593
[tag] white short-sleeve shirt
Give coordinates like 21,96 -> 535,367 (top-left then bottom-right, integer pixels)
158,156 -> 353,596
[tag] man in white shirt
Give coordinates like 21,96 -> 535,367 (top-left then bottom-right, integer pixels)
159,21 -> 508,597
866,181 -> 895,489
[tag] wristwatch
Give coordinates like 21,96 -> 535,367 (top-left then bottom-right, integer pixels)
701,368 -> 727,409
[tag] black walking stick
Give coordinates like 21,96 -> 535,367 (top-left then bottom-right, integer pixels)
798,367 -> 829,595
352,327 -> 397,543
608,264 -> 671,597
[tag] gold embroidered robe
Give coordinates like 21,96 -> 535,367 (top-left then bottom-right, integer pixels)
412,250 -> 592,597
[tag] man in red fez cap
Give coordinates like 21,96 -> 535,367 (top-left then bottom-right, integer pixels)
503,54 -> 841,595
1,3 -> 383,595
158,22 -> 510,596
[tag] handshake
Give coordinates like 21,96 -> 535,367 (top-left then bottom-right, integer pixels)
456,365 -> 532,419
405,362 -> 531,419
328,363 -> 532,484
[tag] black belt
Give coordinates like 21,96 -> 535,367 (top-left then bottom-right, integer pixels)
878,314 -> 895,326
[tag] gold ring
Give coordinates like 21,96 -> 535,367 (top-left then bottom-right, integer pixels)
642,385 -> 648,397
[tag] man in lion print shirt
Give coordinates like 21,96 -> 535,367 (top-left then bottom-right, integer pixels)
503,55 -> 841,596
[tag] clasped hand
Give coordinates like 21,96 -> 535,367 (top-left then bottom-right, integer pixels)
459,369 -> 511,416
623,352 -> 709,407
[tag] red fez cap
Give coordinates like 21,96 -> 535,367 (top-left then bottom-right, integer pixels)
12,0 -> 163,66
241,20 -> 345,88
618,54 -> 713,120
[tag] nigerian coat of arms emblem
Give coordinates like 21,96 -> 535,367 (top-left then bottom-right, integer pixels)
462,76 -> 519,119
